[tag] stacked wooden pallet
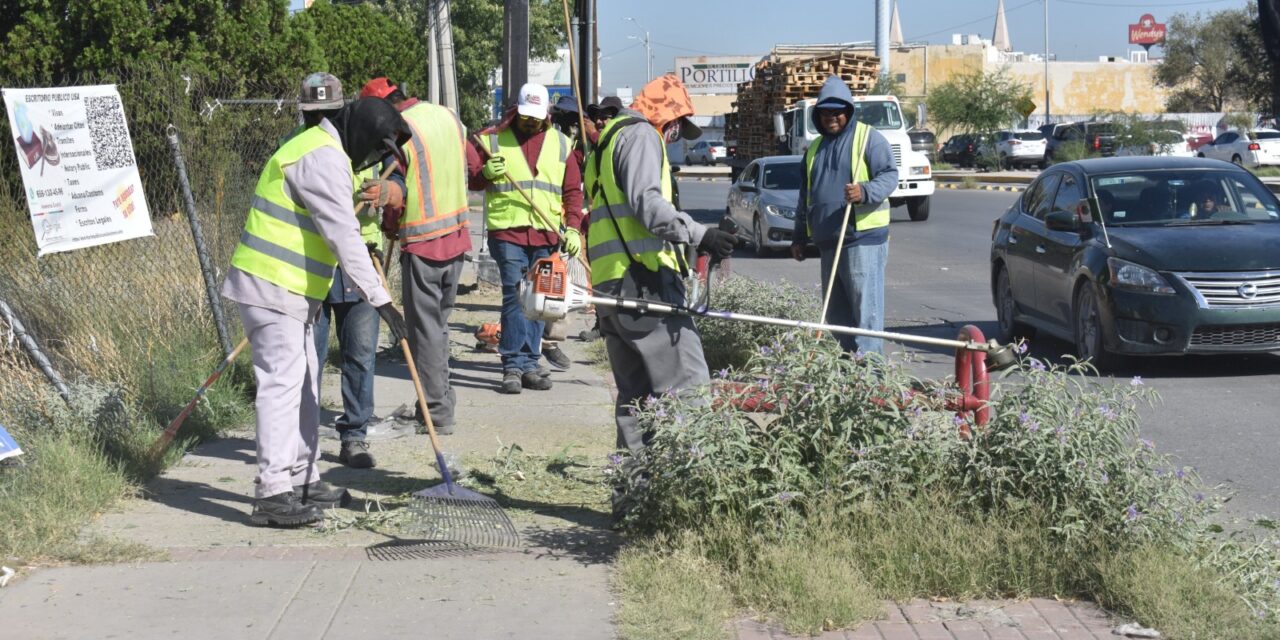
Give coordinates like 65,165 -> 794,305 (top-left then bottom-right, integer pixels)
729,51 -> 880,162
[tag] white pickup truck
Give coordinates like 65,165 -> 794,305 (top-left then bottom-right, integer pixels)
774,95 -> 935,221
1196,128 -> 1280,168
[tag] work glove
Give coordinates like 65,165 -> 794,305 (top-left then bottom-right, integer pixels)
358,179 -> 404,209
561,227 -> 582,257
482,156 -> 507,181
376,303 -> 408,345
697,228 -> 738,260
366,242 -> 384,265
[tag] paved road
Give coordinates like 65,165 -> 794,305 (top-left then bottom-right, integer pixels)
678,178 -> 1280,520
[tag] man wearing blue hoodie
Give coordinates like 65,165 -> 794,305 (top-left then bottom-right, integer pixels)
791,75 -> 899,354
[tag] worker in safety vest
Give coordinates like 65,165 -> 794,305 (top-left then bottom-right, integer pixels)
584,74 -> 738,466
791,75 -> 898,355
221,72 -> 411,527
358,77 -> 469,436
466,83 -> 584,394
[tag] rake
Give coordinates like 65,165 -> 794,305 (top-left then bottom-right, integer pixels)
369,250 -> 520,548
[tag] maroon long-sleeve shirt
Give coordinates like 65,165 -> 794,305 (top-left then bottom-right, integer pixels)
466,124 -> 584,247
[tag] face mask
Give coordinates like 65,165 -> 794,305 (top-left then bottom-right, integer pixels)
662,121 -> 681,144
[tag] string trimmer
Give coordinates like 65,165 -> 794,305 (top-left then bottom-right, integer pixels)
517,232 -> 1017,370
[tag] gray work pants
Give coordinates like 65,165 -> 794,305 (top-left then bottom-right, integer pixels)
239,304 -> 322,499
402,251 -> 464,427
600,312 -> 711,453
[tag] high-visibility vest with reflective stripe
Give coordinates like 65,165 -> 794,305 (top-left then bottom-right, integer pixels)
803,121 -> 890,232
399,102 -> 470,244
484,128 -> 569,232
230,126 -> 345,300
353,166 -> 384,250
584,117 -> 683,287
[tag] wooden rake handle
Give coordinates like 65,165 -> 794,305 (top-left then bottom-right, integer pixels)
148,337 -> 250,461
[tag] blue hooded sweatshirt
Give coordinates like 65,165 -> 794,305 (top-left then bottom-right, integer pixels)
793,75 -> 899,250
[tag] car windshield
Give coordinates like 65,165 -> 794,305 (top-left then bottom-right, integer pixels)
1015,131 -> 1044,141
1091,169 -> 1280,226
1252,131 -> 1280,140
709,140 -> 725,146
852,101 -> 904,130
761,162 -> 802,190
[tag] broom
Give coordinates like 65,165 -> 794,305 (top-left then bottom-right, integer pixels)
368,251 -> 520,548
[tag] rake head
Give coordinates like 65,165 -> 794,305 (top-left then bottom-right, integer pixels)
406,483 -> 521,548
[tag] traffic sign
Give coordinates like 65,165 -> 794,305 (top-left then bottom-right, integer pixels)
1017,97 -> 1037,119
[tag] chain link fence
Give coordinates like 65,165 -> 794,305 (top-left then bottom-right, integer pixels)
0,63 -> 300,427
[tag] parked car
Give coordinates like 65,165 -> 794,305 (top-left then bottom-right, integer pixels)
687,139 -> 727,165
1115,130 -> 1196,158
940,133 -> 983,167
989,129 -> 1048,169
908,129 -> 937,163
990,156 -> 1280,370
1196,128 -> 1280,168
725,155 -> 802,256
1045,121 -> 1117,164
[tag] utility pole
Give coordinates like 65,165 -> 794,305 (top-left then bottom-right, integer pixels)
626,17 -> 651,80
576,0 -> 595,102
503,0 -> 529,110
1044,0 -> 1051,118
875,0 -> 890,80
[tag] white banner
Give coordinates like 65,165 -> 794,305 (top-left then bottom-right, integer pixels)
4,84 -> 153,255
675,56 -> 759,95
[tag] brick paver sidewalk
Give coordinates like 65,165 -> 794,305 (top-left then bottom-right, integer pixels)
736,598 -> 1120,640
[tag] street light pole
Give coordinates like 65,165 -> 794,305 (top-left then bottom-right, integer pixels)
625,17 -> 652,80
1044,0 -> 1050,118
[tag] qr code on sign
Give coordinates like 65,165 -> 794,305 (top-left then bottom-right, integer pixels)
85,94 -> 136,170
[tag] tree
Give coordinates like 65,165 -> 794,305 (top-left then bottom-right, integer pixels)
925,69 -> 1031,136
305,0 -> 427,99
378,0 -> 566,129
1232,1 -> 1276,115
1156,8 -> 1251,112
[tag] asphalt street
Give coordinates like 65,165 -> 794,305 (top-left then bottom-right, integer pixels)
678,177 -> 1280,521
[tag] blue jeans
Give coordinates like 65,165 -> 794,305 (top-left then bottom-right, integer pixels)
314,297 -> 380,442
818,241 -> 888,354
487,238 -> 551,373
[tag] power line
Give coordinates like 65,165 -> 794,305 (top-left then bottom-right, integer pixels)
601,41 -> 644,58
906,0 -> 1041,42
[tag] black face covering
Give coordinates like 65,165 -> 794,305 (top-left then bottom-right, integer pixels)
328,97 -> 412,172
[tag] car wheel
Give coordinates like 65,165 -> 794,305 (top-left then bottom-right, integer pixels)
995,267 -> 1035,342
753,216 -> 773,257
906,196 -> 930,222
999,154 -> 1009,170
1073,284 -> 1122,372
1232,154 -> 1243,166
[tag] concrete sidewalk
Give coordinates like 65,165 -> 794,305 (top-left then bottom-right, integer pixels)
0,214 -> 1131,639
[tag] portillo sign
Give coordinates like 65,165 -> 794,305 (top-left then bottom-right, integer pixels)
675,56 -> 758,95
1129,13 -> 1167,47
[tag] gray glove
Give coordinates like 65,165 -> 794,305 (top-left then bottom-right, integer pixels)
376,303 -> 407,345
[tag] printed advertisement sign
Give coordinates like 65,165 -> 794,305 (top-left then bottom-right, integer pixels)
1129,14 -> 1167,46
3,84 -> 153,255
675,56 -> 759,95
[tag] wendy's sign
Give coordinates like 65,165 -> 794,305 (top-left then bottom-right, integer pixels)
1129,14 -> 1167,47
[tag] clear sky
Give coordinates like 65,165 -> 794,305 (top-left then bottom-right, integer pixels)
286,0 -> 1251,93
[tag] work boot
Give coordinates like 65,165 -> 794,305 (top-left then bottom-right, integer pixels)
543,344 -> 572,370
339,441 -> 376,469
250,491 -> 322,527
413,409 -> 456,436
578,325 -> 601,341
521,371 -> 553,391
295,480 -> 351,509
500,370 -> 523,394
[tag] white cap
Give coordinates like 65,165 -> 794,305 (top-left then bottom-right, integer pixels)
516,83 -> 549,120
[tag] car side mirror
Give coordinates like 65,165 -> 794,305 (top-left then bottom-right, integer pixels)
773,113 -> 786,138
670,165 -> 682,174
1045,209 -> 1080,232
739,182 -> 757,192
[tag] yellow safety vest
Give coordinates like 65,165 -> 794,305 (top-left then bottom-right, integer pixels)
584,116 -> 684,287
484,127 -> 569,232
353,166 -> 384,250
230,126 -> 345,300
398,102 -> 470,244
803,121 -> 890,232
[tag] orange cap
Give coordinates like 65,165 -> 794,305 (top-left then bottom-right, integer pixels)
360,77 -> 397,99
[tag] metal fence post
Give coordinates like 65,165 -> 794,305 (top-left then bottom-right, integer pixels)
0,296 -> 72,405
166,125 -> 233,358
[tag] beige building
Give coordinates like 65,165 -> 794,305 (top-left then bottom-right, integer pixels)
888,41 -> 1168,118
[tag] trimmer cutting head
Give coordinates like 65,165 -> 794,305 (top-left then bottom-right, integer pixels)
985,340 -> 1018,371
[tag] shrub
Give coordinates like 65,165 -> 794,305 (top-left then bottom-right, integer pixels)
693,275 -> 819,372
1053,140 -> 1093,162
